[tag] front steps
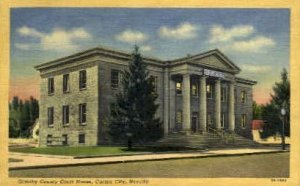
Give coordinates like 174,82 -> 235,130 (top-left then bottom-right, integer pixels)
151,132 -> 260,149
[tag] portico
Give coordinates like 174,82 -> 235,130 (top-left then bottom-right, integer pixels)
166,70 -> 236,134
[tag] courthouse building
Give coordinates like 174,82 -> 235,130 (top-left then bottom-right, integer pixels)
35,46 -> 256,147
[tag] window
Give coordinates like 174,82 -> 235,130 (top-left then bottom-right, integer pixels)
191,82 -> 198,96
241,114 -> 247,128
48,77 -> 54,94
176,82 -> 182,95
207,114 -> 213,127
241,91 -> 247,103
46,135 -> 52,146
62,105 -> 69,125
63,74 -> 70,93
176,111 -> 183,124
111,69 -> 119,89
62,134 -> 68,145
79,70 -> 87,90
47,107 -> 54,127
221,87 -> 227,102
149,76 -> 158,93
79,134 -> 85,144
221,113 -> 225,128
207,84 -> 213,99
79,103 -> 87,124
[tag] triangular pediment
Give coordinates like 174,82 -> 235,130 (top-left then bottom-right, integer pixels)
172,49 -> 241,73
192,50 -> 240,73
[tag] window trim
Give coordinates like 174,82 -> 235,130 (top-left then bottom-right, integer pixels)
191,82 -> 198,97
46,135 -> 52,146
79,103 -> 87,125
111,69 -> 120,89
206,84 -> 213,99
63,74 -> 70,93
241,90 -> 247,104
150,75 -> 158,93
62,105 -> 70,126
221,87 -> 227,102
241,114 -> 247,128
79,70 -> 87,90
176,82 -> 182,95
48,77 -> 55,95
47,107 -> 54,127
79,134 -> 85,144
62,134 -> 68,146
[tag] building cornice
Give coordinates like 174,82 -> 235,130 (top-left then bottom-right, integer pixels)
235,77 -> 257,85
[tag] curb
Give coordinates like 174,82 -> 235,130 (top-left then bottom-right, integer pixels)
9,150 -> 288,171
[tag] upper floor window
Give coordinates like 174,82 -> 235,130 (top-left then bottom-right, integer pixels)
241,114 -> 247,128
79,70 -> 87,90
62,105 -> 69,125
111,69 -> 119,89
241,90 -> 247,103
176,82 -> 182,95
47,107 -> 54,127
149,76 -> 158,93
79,103 -> 87,124
221,87 -> 227,102
191,82 -> 198,96
63,74 -> 70,93
207,84 -> 213,99
48,77 -> 54,94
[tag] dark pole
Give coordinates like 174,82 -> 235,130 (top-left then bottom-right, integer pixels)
282,114 -> 286,150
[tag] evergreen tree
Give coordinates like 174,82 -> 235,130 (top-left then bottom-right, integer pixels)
260,68 -> 290,138
108,46 -> 163,144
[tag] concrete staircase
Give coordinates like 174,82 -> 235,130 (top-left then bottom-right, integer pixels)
152,132 -> 260,149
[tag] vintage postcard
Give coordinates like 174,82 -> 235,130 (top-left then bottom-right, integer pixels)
0,0 -> 299,186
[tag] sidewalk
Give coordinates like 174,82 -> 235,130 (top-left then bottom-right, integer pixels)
9,148 -> 288,170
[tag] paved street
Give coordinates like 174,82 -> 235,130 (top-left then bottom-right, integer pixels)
10,152 -> 289,178
9,148 -> 284,169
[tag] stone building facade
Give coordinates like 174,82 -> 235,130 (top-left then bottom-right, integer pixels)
35,46 -> 256,147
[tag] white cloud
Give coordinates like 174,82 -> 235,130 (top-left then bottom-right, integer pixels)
158,22 -> 198,40
17,26 -> 44,38
241,64 -> 272,73
209,25 -> 254,43
15,43 -> 31,50
41,28 -> 91,51
115,29 -> 148,43
231,36 -> 276,52
140,45 -> 152,52
16,26 -> 92,51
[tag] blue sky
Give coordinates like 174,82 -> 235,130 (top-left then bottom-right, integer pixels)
10,8 -> 290,103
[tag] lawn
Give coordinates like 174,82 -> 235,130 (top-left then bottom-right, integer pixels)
9,146 -> 192,156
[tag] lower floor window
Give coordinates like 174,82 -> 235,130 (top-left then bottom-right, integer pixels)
79,134 -> 85,144
62,134 -> 68,145
46,135 -> 52,145
221,113 -> 225,128
241,114 -> 247,128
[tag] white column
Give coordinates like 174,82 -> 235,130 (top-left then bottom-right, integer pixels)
182,74 -> 191,131
228,82 -> 235,131
199,76 -> 207,132
169,77 -> 176,131
163,68 -> 170,135
214,79 -> 221,130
